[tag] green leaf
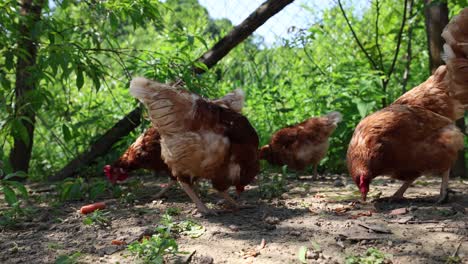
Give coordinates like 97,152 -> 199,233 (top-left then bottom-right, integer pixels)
2,185 -> 18,206
7,180 -> 28,198
297,246 -> 308,264
11,119 -> 29,146
4,171 -> 27,180
62,124 -> 72,142
83,217 -> 93,225
5,51 -> 13,70
76,68 -> 84,90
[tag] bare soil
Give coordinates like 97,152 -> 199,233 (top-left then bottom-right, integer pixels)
0,172 -> 467,264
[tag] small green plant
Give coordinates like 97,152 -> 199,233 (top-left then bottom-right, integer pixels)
128,232 -> 179,264
57,178 -> 111,201
54,252 -> 82,264
128,213 -> 180,263
166,207 -> 181,216
82,210 -> 110,226
128,212 -> 204,263
0,170 -> 28,206
446,255 -> 461,264
258,173 -> 287,199
345,247 -> 392,264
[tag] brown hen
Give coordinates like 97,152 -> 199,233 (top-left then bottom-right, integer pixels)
129,78 -> 259,214
347,8 -> 468,203
259,112 -> 342,179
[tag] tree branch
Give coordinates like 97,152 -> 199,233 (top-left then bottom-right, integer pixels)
384,0 -> 408,86
401,0 -> 415,93
194,0 -> 295,73
337,0 -> 380,71
374,0 -> 385,71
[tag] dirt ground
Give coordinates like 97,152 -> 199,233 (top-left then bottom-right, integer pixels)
0,172 -> 467,264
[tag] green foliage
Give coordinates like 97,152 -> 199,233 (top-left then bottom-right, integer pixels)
345,247 -> 392,264
54,252 -> 82,264
128,232 -> 179,264
258,172 -> 287,199
82,209 -> 110,227
57,178 -> 110,201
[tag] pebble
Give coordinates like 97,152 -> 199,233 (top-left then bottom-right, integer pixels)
289,231 -> 301,236
307,251 -> 320,260
228,225 -> 239,232
333,179 -> 344,187
264,216 -> 280,225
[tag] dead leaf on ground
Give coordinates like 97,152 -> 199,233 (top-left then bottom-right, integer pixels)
111,239 -> 126,245
349,210 -> 373,219
358,222 -> 392,234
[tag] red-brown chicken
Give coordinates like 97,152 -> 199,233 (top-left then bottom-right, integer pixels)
259,112 -> 342,179
347,8 -> 468,203
103,127 -> 176,198
104,88 -> 246,199
129,78 -> 259,214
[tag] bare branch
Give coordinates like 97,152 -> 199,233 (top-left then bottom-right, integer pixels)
402,0 -> 415,93
337,0 -> 380,71
374,0 -> 385,71
384,0 -> 409,85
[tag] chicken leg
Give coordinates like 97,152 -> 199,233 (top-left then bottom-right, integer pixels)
312,164 -> 318,180
154,180 -> 177,199
390,178 -> 416,201
437,170 -> 450,204
179,181 -> 213,215
218,191 -> 254,209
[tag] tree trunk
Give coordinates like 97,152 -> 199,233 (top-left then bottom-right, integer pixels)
9,0 -> 45,173
50,0 -> 296,181
423,0 -> 448,72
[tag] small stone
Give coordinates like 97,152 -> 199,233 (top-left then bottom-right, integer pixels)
228,225 -> 239,232
333,179 -> 344,187
290,231 -> 301,236
307,251 -> 320,260
264,216 -> 280,225
388,241 -> 393,246
281,193 -> 290,199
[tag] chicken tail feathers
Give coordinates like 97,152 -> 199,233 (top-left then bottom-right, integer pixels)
325,111 -> 343,125
211,88 -> 245,113
441,8 -> 468,60
441,8 -> 468,113
129,77 -> 196,133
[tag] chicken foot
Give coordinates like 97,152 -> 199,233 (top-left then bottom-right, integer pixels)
218,191 -> 254,210
179,181 -> 214,215
437,170 -> 450,204
154,180 -> 177,199
390,178 -> 416,201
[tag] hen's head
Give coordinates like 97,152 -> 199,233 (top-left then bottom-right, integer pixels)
353,174 -> 370,201
104,165 -> 129,184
